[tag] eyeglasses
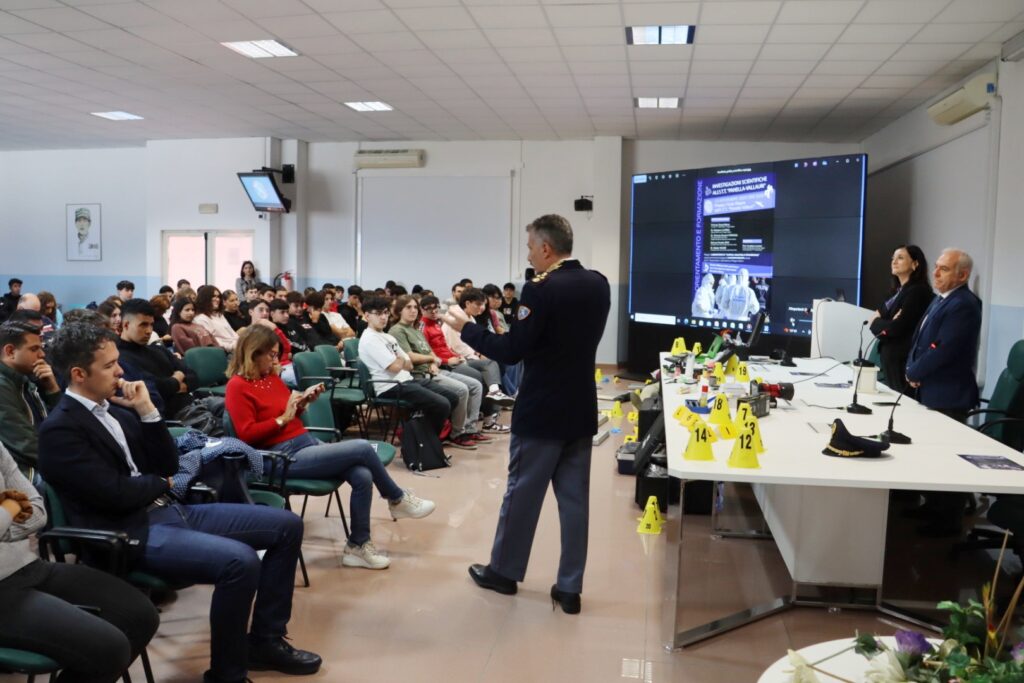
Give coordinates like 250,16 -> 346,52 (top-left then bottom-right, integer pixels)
422,305 -> 438,312
264,350 -> 280,359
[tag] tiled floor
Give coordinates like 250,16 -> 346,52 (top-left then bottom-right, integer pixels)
8,407 -> 921,683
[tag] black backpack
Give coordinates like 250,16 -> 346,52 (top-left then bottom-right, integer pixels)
400,416 -> 451,472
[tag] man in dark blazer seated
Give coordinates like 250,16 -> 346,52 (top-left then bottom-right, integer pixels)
37,323 -> 321,683
904,247 -> 982,536
443,214 -> 611,614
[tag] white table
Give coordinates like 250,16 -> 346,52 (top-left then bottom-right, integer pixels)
661,354 -> 1024,648
758,637 -> 940,683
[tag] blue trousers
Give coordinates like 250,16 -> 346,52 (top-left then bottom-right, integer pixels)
489,434 -> 593,593
275,434 -> 405,545
140,503 -> 303,681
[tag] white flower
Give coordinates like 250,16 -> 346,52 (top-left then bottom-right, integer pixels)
784,649 -> 822,683
864,649 -> 907,683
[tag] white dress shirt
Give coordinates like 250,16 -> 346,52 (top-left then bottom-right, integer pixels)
65,389 -> 160,477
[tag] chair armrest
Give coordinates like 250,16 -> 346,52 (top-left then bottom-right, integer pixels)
253,450 -> 294,492
967,407 -> 1007,419
304,425 -> 343,441
38,527 -> 132,575
326,366 -> 356,374
977,417 -> 1024,437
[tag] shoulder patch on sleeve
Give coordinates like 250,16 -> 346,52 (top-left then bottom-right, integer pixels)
517,306 -> 532,321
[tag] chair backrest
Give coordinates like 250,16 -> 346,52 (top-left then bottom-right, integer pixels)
343,337 -> 359,365
222,410 -> 238,438
356,360 -> 377,399
315,344 -> 342,369
985,339 -> 1024,448
291,351 -> 327,391
300,395 -> 337,442
184,347 -> 229,388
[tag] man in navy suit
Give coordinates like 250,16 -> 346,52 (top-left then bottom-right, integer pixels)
37,323 -> 321,683
904,248 -> 982,536
443,214 -> 611,614
905,248 -> 982,421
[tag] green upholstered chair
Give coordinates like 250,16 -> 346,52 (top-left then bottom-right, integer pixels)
969,339 -> 1024,450
294,350 -> 367,437
356,360 -> 415,444
183,347 -> 229,397
0,647 -> 60,682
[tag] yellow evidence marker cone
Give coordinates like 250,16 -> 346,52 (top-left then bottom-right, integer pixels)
742,415 -> 766,453
727,426 -> 761,469
737,362 -> 750,382
673,403 -> 692,422
734,402 -> 752,428
725,354 -> 739,376
708,393 -> 732,426
626,410 -> 639,424
684,422 -> 716,461
594,367 -> 603,384
637,495 -> 664,535
691,342 -> 702,357
670,337 -> 688,355
713,362 -> 726,384
717,422 -> 739,440
610,401 -> 624,418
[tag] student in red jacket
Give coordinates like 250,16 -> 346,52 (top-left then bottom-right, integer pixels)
225,325 -> 434,570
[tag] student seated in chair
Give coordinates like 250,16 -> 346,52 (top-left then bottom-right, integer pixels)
225,325 -> 435,570
37,323 -> 322,683
0,441 -> 160,683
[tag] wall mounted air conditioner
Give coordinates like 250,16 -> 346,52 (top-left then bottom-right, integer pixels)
354,149 -> 425,169
926,73 -> 997,126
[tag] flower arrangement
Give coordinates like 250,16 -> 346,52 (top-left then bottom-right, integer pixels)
854,532 -> 1024,682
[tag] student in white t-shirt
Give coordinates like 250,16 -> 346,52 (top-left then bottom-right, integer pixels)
359,296 -> 454,435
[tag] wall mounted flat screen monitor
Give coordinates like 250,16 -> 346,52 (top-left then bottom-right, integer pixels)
238,172 -> 288,213
628,154 -> 867,339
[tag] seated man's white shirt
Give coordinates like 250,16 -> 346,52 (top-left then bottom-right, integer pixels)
442,321 -> 477,359
360,328 -> 413,394
324,310 -> 350,330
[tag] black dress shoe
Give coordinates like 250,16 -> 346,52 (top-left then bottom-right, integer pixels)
203,671 -> 251,683
550,585 -> 581,614
468,563 -> 517,595
247,636 -> 322,675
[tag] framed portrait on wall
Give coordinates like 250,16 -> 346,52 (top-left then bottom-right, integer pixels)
67,203 -> 101,261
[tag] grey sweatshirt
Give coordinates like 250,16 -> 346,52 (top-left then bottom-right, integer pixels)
0,443 -> 46,581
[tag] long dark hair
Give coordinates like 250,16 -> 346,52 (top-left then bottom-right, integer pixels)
194,285 -> 223,316
169,298 -> 195,326
890,244 -> 928,294
240,260 -> 257,279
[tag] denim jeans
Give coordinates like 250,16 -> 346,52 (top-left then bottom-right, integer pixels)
140,503 -> 303,681
274,433 -> 405,545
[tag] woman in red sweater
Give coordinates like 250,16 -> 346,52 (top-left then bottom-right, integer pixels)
225,325 -> 434,570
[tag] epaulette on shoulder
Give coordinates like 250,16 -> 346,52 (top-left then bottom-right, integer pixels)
531,271 -> 550,284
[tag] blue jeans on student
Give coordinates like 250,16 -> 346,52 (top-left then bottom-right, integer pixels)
273,433 -> 405,546
140,503 -> 304,681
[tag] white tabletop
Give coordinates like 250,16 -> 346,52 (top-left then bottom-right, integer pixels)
758,637 -> 938,683
663,354 -> 1024,494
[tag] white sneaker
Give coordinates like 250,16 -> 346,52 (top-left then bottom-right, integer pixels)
487,390 -> 515,407
342,541 -> 390,569
389,490 -> 436,520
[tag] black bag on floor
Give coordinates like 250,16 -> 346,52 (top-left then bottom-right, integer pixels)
400,417 -> 450,472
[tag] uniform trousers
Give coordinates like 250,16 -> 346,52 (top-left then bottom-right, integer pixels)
489,434 -> 592,593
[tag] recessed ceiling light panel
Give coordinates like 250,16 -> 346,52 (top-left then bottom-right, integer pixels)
221,40 -> 298,58
635,97 -> 680,109
626,25 -> 695,45
344,101 -> 394,112
91,111 -> 144,120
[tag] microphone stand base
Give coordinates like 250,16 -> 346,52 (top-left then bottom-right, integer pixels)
880,430 -> 911,445
845,403 -> 873,415
852,359 -> 876,368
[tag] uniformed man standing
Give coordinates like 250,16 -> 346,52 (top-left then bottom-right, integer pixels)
442,214 -> 610,614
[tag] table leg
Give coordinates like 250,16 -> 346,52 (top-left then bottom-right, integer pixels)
667,478 -> 794,650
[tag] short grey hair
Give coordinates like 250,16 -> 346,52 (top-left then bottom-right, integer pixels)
526,214 -> 573,255
942,248 -> 974,276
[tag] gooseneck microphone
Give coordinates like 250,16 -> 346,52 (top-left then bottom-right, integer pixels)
879,386 -> 911,444
847,336 -> 879,415
853,320 -> 876,367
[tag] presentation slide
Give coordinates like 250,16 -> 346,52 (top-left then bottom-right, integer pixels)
629,154 -> 865,338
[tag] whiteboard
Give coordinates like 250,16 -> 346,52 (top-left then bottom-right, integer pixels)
357,175 -> 513,293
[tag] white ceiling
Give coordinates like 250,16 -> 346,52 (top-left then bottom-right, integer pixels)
0,0 -> 1022,149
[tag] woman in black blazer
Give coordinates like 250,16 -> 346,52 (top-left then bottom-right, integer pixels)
870,244 -> 934,394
